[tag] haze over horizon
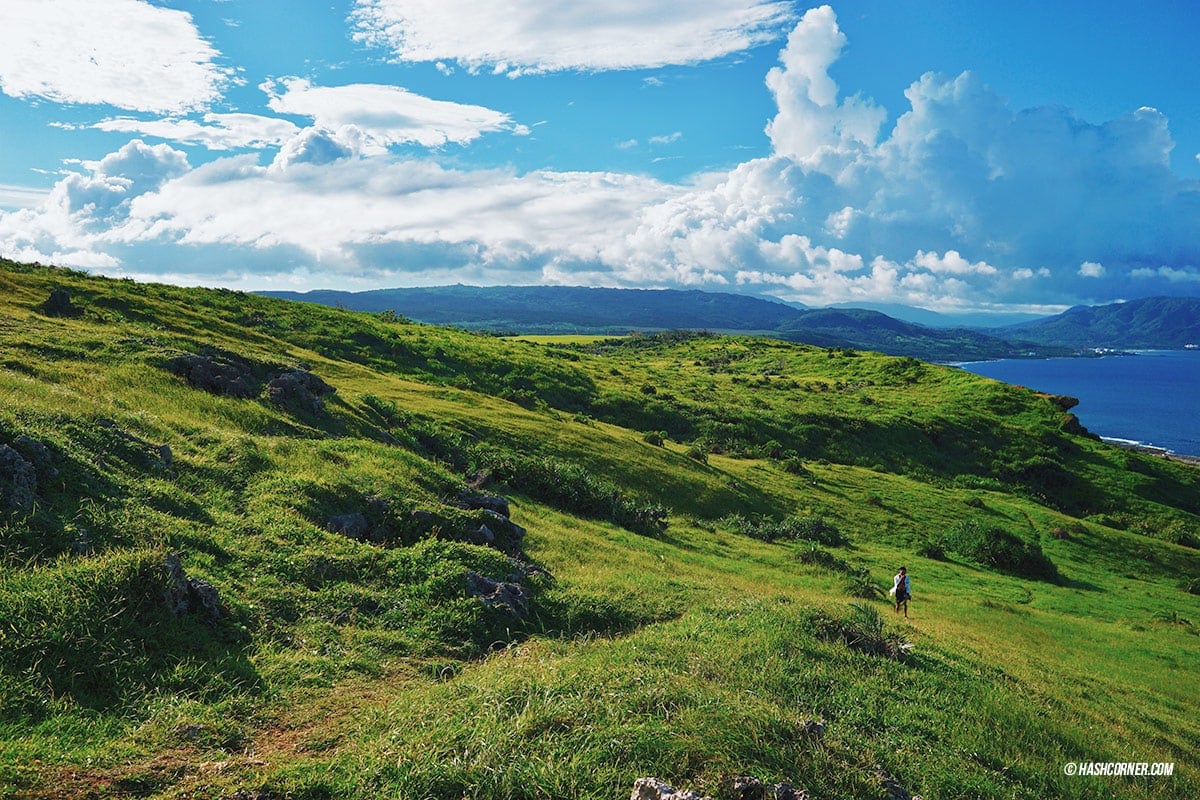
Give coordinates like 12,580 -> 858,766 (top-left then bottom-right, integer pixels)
1,1 -> 1198,315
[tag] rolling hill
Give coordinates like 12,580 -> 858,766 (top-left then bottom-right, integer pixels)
3,258 -> 1199,800
261,285 -> 1058,361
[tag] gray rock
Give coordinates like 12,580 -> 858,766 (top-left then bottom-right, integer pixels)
169,352 -> 258,398
267,369 -> 335,414
724,776 -> 808,800
458,490 -> 510,518
11,435 -> 57,479
327,512 -> 369,541
0,444 -> 37,516
630,778 -> 708,800
875,765 -> 921,800
41,288 -> 80,317
164,553 -> 222,623
465,571 -> 529,619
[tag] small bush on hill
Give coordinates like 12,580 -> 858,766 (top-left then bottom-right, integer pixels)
473,450 -> 668,537
945,521 -> 1059,582
725,514 -> 846,546
642,431 -> 665,447
803,603 -> 912,660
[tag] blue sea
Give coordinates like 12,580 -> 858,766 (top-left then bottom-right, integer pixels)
958,350 -> 1200,458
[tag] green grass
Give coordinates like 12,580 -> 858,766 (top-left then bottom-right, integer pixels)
1,259 -> 1198,799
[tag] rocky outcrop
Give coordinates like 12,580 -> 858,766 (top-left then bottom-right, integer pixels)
0,444 -> 38,516
465,570 -> 530,619
630,777 -> 807,800
267,369 -> 335,414
457,490 -> 511,518
169,351 -> 260,399
326,495 -> 392,544
875,765 -> 922,800
164,553 -> 222,623
405,504 -> 526,555
41,288 -> 81,317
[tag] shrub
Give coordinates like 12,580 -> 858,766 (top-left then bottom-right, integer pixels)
803,603 -> 912,660
842,571 -> 884,599
796,545 -> 851,573
685,445 -> 709,464
642,431 -> 665,447
945,521 -> 1059,582
915,538 -> 947,561
473,450 -> 668,537
725,514 -> 846,546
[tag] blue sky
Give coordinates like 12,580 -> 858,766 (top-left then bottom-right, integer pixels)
1,0 -> 1197,315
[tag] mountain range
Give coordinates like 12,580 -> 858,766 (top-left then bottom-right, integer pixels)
260,286 -> 1200,360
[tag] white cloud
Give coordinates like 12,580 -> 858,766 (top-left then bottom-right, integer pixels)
0,0 -> 231,113
649,132 -> 683,145
764,5 -> 885,166
0,184 -> 51,211
1131,266 -> 1200,283
263,78 -> 525,148
84,113 -> 300,150
912,250 -> 998,276
349,0 -> 794,75
3,3 -> 1198,311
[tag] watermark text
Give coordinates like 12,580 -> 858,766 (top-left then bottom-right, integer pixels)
1063,762 -> 1174,777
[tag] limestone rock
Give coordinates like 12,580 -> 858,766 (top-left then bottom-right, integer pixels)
466,571 -> 529,619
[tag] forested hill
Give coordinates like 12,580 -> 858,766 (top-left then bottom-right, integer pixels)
1002,295 -> 1200,348
260,285 -> 802,331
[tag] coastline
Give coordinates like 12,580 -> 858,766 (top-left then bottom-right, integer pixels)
1105,438 -> 1200,467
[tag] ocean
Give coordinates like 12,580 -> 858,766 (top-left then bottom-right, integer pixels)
957,350 -> 1200,458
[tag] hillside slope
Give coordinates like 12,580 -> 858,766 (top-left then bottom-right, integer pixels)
2,259 -> 1199,800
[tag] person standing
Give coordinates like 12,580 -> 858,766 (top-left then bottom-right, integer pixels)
890,566 -> 910,618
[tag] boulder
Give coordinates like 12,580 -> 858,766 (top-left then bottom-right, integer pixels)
630,778 -> 708,800
41,288 -> 81,317
267,369 -> 335,414
875,765 -> 922,800
723,777 -> 808,800
465,571 -> 529,619
327,512 -> 369,541
458,490 -> 511,518
164,553 -> 222,623
169,352 -> 258,398
0,444 -> 37,516
11,435 -> 57,480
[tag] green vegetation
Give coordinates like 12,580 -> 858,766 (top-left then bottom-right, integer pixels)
2,259 -> 1199,799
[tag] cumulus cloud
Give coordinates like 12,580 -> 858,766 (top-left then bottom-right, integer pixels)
0,0 -> 231,113
349,0 -> 794,75
263,78 -> 526,148
82,113 -> 301,150
764,5 -> 885,166
3,3 -> 1197,310
0,139 -> 187,267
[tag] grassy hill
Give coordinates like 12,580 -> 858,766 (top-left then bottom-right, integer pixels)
2,259 -> 1199,800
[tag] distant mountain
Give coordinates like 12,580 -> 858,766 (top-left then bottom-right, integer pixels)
1002,296 -> 1200,349
261,285 -> 799,333
828,301 -> 1047,329
775,308 -> 1043,361
260,285 -> 1053,361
